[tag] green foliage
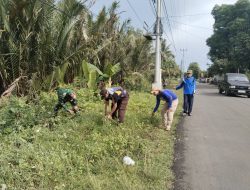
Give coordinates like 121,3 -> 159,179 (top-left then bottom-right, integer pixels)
207,0 -> 250,75
0,0 -> 178,94
188,62 -> 201,79
161,39 -> 181,80
82,60 -> 103,89
104,63 -> 121,77
0,0 -> 87,94
103,63 -> 121,87
125,72 -> 151,91
245,71 -> 250,80
0,88 -> 183,189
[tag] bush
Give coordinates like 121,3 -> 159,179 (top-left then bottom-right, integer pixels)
124,73 -> 151,91
0,97 -> 37,133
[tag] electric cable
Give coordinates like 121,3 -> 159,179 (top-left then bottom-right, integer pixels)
125,0 -> 144,24
168,19 -> 212,30
162,0 -> 177,53
149,0 -> 156,16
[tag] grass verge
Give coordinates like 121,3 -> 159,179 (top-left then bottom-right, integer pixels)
0,88 -> 183,190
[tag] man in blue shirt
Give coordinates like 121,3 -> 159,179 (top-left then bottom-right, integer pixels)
151,87 -> 179,131
176,70 -> 196,116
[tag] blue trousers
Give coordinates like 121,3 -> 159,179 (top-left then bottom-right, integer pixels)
184,94 -> 194,114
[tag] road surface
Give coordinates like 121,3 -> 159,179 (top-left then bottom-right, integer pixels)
173,83 -> 250,190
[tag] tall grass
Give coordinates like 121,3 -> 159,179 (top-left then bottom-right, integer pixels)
0,88 -> 182,190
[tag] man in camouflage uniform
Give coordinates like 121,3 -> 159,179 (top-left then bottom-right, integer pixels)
54,88 -> 79,116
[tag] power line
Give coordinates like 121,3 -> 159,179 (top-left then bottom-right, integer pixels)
162,1 -> 173,42
168,19 -> 212,30
152,0 -> 157,14
162,0 -> 177,53
125,0 -> 144,24
146,0 -> 173,50
149,0 -> 156,16
163,31 -> 173,48
170,13 -> 211,17
169,0 -> 179,54
169,0 -> 175,18
174,26 -> 205,40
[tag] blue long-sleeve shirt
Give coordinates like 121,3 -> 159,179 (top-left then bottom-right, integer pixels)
176,76 -> 196,94
153,89 -> 178,113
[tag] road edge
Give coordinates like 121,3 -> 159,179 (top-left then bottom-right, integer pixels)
171,115 -> 189,190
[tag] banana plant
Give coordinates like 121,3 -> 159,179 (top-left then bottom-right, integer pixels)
81,60 -> 121,89
81,60 -> 103,89
103,62 -> 121,87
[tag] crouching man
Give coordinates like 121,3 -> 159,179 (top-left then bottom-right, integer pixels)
100,87 -> 129,123
54,87 -> 79,116
151,87 -> 178,131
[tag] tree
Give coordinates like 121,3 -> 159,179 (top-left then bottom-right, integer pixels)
188,62 -> 201,79
0,0 -> 176,95
207,0 -> 250,75
161,40 -> 180,81
0,0 -> 88,94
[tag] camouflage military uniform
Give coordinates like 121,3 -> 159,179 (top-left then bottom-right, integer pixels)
54,88 -> 77,115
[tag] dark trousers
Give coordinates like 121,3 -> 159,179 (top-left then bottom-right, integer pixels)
54,103 -> 63,113
111,95 -> 129,123
184,94 -> 194,114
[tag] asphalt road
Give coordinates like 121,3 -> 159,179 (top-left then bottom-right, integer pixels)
174,83 -> 250,190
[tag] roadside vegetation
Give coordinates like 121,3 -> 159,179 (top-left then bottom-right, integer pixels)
0,88 -> 183,189
207,0 -> 250,76
0,0 -> 184,189
0,0 -> 180,95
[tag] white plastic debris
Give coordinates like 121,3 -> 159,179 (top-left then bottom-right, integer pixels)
1,184 -> 7,190
123,156 -> 135,166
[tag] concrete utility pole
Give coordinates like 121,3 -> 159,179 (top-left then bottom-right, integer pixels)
153,0 -> 162,89
180,48 -> 187,78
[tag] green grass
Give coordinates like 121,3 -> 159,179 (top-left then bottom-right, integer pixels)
0,88 -> 183,190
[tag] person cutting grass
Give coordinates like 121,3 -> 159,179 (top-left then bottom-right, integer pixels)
151,87 -> 179,131
54,87 -> 79,116
100,87 -> 129,123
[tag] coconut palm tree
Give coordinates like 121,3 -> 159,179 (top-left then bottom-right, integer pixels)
0,0 -> 88,94
0,0 -> 177,95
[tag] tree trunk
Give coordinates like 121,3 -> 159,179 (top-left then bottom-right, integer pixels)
1,76 -> 24,97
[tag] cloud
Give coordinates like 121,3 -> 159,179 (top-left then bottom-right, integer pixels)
90,0 -> 238,70
163,0 -> 238,69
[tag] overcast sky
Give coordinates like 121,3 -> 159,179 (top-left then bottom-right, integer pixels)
90,0 -> 238,70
